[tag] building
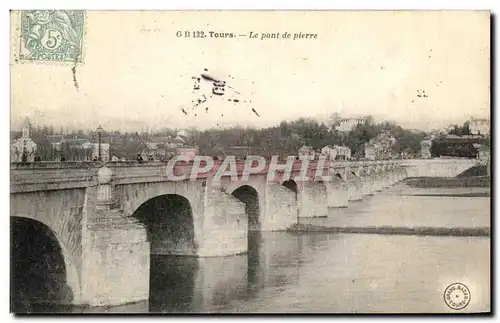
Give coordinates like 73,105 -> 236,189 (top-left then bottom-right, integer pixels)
444,124 -> 456,134
173,130 -> 189,147
44,134 -> 96,161
335,145 -> 351,160
335,118 -> 366,132
321,145 -> 351,160
156,130 -> 189,149
420,139 -> 432,159
143,141 -> 169,160
173,135 -> 186,147
11,117 -> 37,162
320,146 -> 335,160
469,118 -> 490,136
141,132 -> 196,161
298,145 -> 315,156
431,136 -> 480,158
46,135 -> 65,151
400,151 -> 412,159
65,137 -> 93,150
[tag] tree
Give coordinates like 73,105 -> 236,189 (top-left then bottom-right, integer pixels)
449,121 -> 471,136
430,140 -> 441,157
37,138 -> 55,161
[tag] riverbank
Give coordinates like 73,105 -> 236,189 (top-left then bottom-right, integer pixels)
286,223 -> 490,237
404,176 -> 490,188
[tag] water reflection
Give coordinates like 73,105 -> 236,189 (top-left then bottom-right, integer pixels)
147,231 -> 306,312
149,255 -> 199,313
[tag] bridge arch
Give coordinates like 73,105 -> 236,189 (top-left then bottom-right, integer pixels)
131,194 -> 201,312
335,173 -> 343,180
132,194 -> 197,255
230,185 -> 260,231
10,216 -> 78,312
282,179 -> 298,195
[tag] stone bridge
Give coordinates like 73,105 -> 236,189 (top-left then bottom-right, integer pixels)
9,157 -> 478,308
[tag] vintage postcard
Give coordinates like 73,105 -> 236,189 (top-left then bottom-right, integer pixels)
9,10 -> 490,314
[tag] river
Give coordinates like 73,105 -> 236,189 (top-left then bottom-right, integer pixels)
19,184 -> 491,314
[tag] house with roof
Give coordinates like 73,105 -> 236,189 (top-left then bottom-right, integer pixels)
45,135 -> 66,151
298,145 -> 315,156
321,145 -> 351,161
469,117 -> 490,136
65,137 -> 93,150
335,118 -> 367,132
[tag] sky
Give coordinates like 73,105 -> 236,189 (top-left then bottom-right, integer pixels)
10,10 -> 490,132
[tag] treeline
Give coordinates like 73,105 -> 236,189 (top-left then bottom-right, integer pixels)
190,119 -> 342,156
191,116 -> 427,158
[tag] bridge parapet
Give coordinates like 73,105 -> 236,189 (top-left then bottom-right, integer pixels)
400,158 -> 478,178
10,162 -> 98,193
10,159 -> 405,194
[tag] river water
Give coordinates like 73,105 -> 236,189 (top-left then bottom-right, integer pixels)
21,183 -> 489,314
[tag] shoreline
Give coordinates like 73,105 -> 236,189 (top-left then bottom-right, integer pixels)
286,223 -> 490,237
403,176 -> 490,188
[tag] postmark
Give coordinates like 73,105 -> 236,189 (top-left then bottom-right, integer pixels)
444,283 -> 471,310
19,10 -> 85,63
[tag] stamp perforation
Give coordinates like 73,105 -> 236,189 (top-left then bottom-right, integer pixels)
14,10 -> 87,66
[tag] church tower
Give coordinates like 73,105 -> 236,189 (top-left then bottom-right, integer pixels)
21,116 -> 31,139
11,116 -> 37,162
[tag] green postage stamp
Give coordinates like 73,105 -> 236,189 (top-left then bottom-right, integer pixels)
19,10 -> 85,63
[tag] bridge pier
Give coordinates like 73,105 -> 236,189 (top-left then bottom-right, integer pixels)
400,167 -> 408,181
370,172 -> 381,192
382,170 -> 392,189
387,170 -> 396,186
373,164 -> 388,192
395,168 -> 401,182
379,171 -> 389,191
394,167 -> 405,182
200,185 -> 248,257
82,210 -> 150,306
325,179 -> 349,208
298,181 -> 328,218
81,168 -> 150,307
346,174 -> 363,201
263,183 -> 298,231
361,174 -> 375,196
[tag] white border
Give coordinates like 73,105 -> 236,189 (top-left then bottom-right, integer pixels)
2,1 -> 497,322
